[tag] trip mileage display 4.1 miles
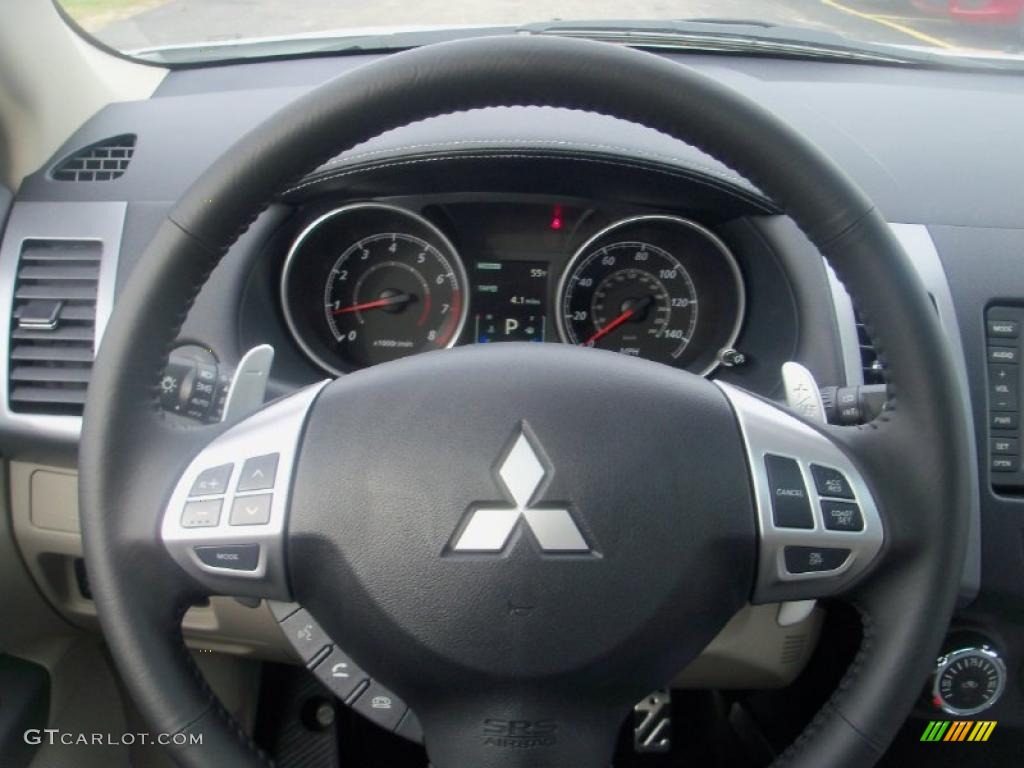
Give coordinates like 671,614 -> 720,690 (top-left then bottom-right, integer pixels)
472,260 -> 549,343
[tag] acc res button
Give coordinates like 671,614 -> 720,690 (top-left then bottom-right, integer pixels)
194,544 -> 260,571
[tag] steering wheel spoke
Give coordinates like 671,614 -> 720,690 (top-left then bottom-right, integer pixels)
717,383 -> 885,604
161,381 -> 328,600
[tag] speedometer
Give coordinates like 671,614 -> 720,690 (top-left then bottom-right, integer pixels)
556,216 -> 744,374
282,204 -> 468,373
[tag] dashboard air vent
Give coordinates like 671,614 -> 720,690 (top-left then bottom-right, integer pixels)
8,239 -> 100,415
853,305 -> 885,386
51,135 -> 136,182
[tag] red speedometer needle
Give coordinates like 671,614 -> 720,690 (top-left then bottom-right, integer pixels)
584,308 -> 635,346
331,293 -> 411,315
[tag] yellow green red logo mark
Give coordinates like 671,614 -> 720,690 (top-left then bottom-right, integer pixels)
921,721 -> 996,742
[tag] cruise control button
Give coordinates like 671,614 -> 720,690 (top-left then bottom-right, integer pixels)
821,500 -> 864,532
988,346 -> 1019,364
991,437 -> 1018,455
784,546 -> 850,574
237,454 -> 279,492
194,543 -> 259,571
988,319 -> 1019,339
281,609 -> 331,661
230,494 -> 272,525
189,464 -> 232,497
764,455 -> 813,529
991,455 -> 1020,473
181,499 -> 222,528
351,680 -> 407,731
311,646 -> 368,702
991,413 -> 1019,430
810,465 -> 854,499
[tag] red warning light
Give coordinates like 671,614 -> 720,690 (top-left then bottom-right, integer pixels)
550,205 -> 563,231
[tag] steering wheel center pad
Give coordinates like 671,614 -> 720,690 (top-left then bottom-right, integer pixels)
290,343 -> 754,762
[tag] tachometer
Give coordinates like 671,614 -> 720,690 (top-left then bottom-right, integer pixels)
282,204 -> 468,373
556,216 -> 744,375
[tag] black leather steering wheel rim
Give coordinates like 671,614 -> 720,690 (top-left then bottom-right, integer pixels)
79,35 -> 970,768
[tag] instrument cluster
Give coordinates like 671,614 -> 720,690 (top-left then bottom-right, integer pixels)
281,201 -> 745,376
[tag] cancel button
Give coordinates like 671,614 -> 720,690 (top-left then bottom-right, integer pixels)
764,454 -> 813,529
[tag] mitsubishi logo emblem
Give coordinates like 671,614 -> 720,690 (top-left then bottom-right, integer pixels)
448,426 -> 592,554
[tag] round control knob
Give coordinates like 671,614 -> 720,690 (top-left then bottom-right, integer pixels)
932,646 -> 1006,716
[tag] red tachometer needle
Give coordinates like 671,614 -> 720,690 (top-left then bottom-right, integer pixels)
583,307 -> 635,346
331,293 -> 411,315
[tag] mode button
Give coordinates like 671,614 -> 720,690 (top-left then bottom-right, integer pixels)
194,544 -> 260,572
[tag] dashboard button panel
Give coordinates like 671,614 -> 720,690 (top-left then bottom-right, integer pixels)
986,306 -> 1023,492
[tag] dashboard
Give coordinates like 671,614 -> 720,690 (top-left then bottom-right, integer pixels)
279,201 -> 744,375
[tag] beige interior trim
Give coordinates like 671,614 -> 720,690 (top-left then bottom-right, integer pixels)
9,461 -> 293,663
11,459 -> 821,686
0,0 -> 166,189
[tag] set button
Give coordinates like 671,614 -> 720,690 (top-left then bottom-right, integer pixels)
821,500 -> 864,532
992,437 -> 1018,455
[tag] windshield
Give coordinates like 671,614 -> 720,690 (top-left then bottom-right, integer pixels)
57,0 -> 1024,65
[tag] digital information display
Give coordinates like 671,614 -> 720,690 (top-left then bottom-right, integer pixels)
472,261 -> 549,343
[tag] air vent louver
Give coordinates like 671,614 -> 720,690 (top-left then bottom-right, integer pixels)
853,306 -> 885,386
51,135 -> 136,182
8,239 -> 100,415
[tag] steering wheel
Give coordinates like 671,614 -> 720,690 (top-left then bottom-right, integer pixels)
79,35 -> 970,768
